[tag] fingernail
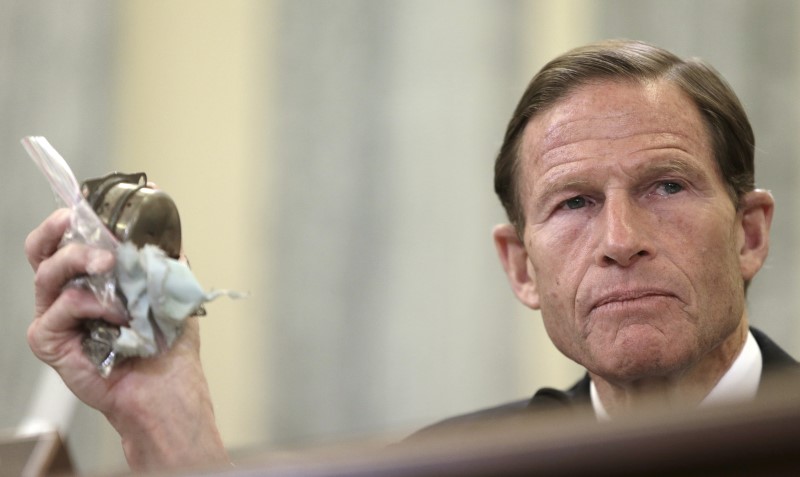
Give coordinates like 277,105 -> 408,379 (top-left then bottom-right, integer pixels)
87,249 -> 114,275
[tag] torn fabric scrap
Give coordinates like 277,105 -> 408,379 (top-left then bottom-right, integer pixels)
113,242 -> 244,358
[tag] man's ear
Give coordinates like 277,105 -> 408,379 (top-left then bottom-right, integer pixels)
493,223 -> 540,309
738,189 -> 774,282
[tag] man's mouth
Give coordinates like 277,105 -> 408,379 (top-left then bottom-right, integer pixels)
592,289 -> 675,311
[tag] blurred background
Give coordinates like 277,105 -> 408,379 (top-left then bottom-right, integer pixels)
1,0 -> 798,473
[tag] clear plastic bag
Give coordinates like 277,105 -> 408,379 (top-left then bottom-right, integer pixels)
22,136 -> 123,311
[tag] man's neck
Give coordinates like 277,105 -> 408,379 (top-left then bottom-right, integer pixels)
590,319 -> 750,417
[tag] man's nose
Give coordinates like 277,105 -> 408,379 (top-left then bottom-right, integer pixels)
595,195 -> 654,267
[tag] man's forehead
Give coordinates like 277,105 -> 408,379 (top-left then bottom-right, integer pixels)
520,80 -> 708,168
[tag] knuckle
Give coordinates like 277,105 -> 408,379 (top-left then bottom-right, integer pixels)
23,230 -> 37,263
26,320 -> 57,361
33,244 -> 91,291
26,321 -> 40,351
32,263 -> 52,291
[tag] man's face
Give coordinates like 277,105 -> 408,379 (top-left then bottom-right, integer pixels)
511,80 -> 758,383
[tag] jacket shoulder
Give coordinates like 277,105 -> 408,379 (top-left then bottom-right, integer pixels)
409,375 -> 591,439
751,327 -> 799,371
409,398 -> 530,439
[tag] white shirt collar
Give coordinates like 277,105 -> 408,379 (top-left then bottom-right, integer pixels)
590,330 -> 762,421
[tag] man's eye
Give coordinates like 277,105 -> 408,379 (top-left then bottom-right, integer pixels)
564,196 -> 586,209
659,182 -> 683,195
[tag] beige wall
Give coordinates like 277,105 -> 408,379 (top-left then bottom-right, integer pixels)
114,0 -> 271,451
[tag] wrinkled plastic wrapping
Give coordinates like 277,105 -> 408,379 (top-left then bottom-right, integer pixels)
23,136 -> 244,377
23,137 -> 121,311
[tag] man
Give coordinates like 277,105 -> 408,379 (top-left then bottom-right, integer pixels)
429,39 -> 796,431
23,39 -> 795,471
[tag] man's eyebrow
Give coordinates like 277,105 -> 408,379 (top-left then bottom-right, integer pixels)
534,177 -> 592,204
637,156 -> 705,181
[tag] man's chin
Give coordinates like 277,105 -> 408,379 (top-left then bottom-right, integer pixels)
588,345 -> 703,386
591,359 -> 680,385
586,328 -> 693,383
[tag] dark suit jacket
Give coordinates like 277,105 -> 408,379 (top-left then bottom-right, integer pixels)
417,327 -> 798,435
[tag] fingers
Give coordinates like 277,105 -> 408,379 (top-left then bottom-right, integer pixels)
25,208 -> 71,271
28,287 -> 126,362
26,208 -> 128,377
34,243 -> 115,317
28,208 -> 115,315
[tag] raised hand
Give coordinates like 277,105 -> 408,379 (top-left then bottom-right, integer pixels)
25,208 -> 228,471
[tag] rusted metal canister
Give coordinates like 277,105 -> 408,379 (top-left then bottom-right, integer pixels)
81,172 -> 182,258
